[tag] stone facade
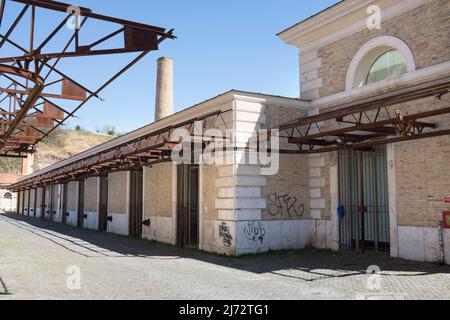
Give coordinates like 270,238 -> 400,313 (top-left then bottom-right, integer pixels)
282,0 -> 450,263
317,0 -> 449,97
10,0 -> 449,263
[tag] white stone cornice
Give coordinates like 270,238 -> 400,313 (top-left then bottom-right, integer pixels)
278,0 -> 428,51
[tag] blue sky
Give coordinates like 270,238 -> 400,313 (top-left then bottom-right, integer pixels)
2,0 -> 339,133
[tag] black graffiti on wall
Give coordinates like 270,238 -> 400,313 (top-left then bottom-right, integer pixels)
219,222 -> 233,247
244,221 -> 266,244
267,193 -> 305,217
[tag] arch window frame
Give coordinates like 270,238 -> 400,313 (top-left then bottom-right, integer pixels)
345,36 -> 416,90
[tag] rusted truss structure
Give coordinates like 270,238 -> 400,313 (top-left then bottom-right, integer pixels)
0,0 -> 175,157
279,76 -> 450,154
9,109 -> 231,191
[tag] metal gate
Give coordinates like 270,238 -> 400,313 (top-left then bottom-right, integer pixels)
338,146 -> 390,252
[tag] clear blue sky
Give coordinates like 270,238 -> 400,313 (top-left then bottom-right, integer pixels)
3,0 -> 339,133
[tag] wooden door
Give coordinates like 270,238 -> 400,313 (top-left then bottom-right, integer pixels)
62,183 -> 68,224
77,181 -> 85,228
176,165 -> 199,248
129,170 -> 143,237
98,176 -> 109,232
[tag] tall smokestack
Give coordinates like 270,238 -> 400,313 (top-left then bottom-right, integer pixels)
155,57 -> 174,122
21,154 -> 34,176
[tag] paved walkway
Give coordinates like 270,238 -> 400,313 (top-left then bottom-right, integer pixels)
0,213 -> 449,300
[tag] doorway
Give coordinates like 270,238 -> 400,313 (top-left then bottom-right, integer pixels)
176,164 -> 199,248
47,186 -> 53,221
62,183 -> 68,224
77,180 -> 85,228
338,146 -> 390,252
98,176 -> 109,232
129,169 -> 143,237
41,186 -> 46,219
33,189 -> 37,217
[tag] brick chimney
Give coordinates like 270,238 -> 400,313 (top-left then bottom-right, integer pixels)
154,57 -> 174,122
21,154 -> 34,176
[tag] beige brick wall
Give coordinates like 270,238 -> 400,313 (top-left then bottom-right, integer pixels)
262,105 -> 311,220
108,171 -> 128,214
84,177 -> 98,212
67,181 -> 78,211
143,163 -> 173,219
202,164 -> 218,220
395,135 -> 450,228
262,154 -> 310,220
318,0 -> 450,97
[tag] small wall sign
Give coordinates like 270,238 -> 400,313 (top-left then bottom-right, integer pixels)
444,212 -> 450,229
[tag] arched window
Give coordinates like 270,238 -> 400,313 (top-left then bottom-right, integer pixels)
346,36 -> 415,90
3,193 -> 12,199
365,50 -> 407,85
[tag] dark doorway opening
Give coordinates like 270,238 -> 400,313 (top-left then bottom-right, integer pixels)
129,169 -> 143,237
338,146 -> 390,253
177,164 -> 199,248
33,189 -> 37,217
26,189 -> 31,217
62,183 -> 68,224
21,190 -> 25,215
98,176 -> 109,232
41,186 -> 46,219
77,181 -> 85,228
49,186 -> 55,221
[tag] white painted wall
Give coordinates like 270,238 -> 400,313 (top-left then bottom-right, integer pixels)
143,216 -> 174,244
398,226 -> 450,264
66,210 -> 77,227
83,212 -> 99,230
235,220 -> 310,255
107,213 -> 129,236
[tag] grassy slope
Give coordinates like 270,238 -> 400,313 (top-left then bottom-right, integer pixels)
34,130 -> 115,171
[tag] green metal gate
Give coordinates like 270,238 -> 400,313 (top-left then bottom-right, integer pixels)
338,146 -> 390,252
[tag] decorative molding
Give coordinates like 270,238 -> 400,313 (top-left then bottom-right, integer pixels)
279,0 -> 428,51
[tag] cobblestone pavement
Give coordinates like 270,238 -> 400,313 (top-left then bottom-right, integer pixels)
0,213 -> 449,300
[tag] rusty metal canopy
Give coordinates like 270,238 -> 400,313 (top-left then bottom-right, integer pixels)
0,0 -> 175,157
8,109 -> 231,191
277,76 -> 450,154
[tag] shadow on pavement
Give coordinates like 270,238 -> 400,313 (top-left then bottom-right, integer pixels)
0,278 -> 10,295
2,212 -> 449,282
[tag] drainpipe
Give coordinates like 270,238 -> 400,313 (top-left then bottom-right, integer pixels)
438,220 -> 445,264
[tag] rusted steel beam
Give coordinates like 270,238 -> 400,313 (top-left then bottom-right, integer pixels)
1,1 -> 175,157
279,77 -> 450,131
9,110 -> 229,189
12,0 -> 175,37
351,129 -> 450,149
288,106 -> 450,145
0,3 -> 29,49
0,0 -> 6,29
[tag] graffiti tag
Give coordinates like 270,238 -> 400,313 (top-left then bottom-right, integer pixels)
244,221 -> 266,244
267,193 -> 305,217
219,222 -> 233,248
